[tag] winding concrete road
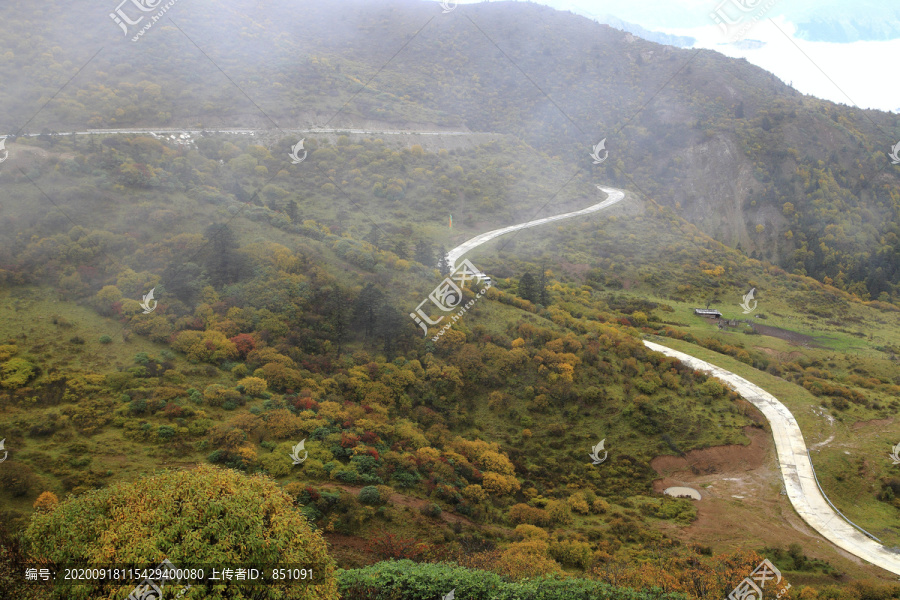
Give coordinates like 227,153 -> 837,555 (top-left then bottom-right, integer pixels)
643,341 -> 900,577
446,185 -> 625,270
444,182 -> 900,577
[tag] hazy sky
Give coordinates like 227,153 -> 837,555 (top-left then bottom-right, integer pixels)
449,0 -> 900,113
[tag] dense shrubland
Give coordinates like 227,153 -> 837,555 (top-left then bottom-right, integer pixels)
0,74 -> 897,598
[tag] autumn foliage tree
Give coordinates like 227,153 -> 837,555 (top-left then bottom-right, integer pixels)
592,548 -> 771,600
25,465 -> 338,600
365,532 -> 440,562
171,329 -> 238,364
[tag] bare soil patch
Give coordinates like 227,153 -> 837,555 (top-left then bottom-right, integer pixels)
752,324 -> 821,347
649,426 -> 888,580
324,532 -> 370,553
323,532 -> 375,569
8,143 -> 75,161
651,426 -> 768,478
851,417 -> 895,431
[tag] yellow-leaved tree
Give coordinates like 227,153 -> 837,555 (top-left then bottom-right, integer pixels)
25,465 -> 337,600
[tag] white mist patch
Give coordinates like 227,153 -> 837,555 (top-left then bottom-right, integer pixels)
657,16 -> 900,113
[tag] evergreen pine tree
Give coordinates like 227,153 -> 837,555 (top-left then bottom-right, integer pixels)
231,181 -> 250,204
437,247 -> 450,275
325,288 -> 350,354
365,224 -> 382,247
519,272 -> 538,303
352,283 -> 383,339
538,263 -> 550,305
286,199 -> 298,222
414,241 -> 434,267
376,302 -> 404,356
204,223 -> 244,287
393,240 -> 409,260
162,262 -> 206,305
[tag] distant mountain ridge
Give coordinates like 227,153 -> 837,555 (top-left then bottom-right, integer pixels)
0,0 -> 898,302
588,14 -> 695,48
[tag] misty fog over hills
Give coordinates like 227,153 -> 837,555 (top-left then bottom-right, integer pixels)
0,1 -> 899,599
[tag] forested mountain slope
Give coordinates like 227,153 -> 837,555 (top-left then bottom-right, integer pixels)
1,1 -> 900,598
1,0 -> 899,300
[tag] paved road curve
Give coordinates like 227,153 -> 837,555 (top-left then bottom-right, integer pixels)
643,340 -> 900,577
446,185 -> 625,270
440,181 -> 900,576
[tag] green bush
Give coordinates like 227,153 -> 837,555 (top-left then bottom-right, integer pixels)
0,462 -> 39,497
337,560 -> 687,600
188,389 -> 203,405
98,335 -> 112,344
187,418 -> 212,437
549,539 -> 593,569
334,468 -> 358,484
128,398 -> 148,415
157,425 -> 176,440
259,452 -> 291,478
358,486 -> 382,505
392,471 -> 420,489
